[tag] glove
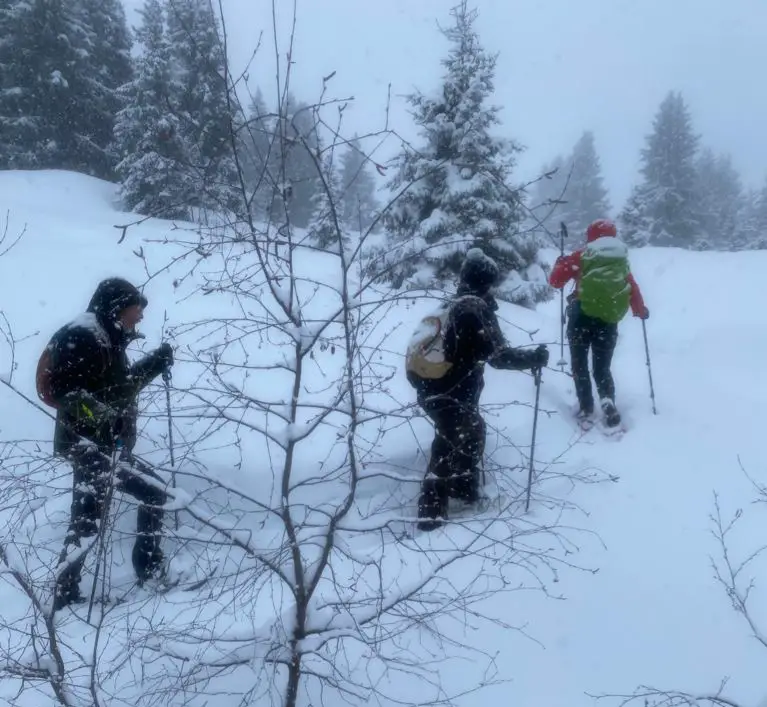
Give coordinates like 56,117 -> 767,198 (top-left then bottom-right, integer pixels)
156,342 -> 174,372
635,306 -> 650,320
530,344 -> 549,369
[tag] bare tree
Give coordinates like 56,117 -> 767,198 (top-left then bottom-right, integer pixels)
596,472 -> 767,707
0,4 -> 611,707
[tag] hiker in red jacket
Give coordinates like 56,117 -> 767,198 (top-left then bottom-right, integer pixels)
549,219 -> 649,427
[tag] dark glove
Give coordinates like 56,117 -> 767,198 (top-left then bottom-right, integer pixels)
156,342 -> 174,373
530,344 -> 549,369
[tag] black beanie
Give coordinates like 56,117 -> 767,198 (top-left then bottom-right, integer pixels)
459,247 -> 500,292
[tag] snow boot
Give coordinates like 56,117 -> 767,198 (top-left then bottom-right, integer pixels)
417,475 -> 448,532
53,582 -> 86,612
600,398 -> 621,428
449,469 -> 480,505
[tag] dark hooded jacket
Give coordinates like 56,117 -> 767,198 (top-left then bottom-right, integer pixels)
47,278 -> 167,455
409,283 -> 540,406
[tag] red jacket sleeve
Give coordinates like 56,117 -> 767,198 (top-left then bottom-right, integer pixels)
549,251 -> 581,289
627,273 -> 646,316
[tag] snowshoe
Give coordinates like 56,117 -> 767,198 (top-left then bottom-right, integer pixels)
575,408 -> 596,431
600,398 -> 621,428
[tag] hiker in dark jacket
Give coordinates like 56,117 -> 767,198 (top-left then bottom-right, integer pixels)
407,248 -> 549,531
40,278 -> 174,610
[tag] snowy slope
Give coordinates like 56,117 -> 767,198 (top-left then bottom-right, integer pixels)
0,171 -> 765,707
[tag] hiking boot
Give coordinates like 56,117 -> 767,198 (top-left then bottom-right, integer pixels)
449,470 -> 480,504
53,583 -> 86,612
133,542 -> 165,585
600,398 -> 621,428
417,476 -> 448,532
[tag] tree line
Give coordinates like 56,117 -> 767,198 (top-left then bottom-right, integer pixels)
533,90 -> 767,251
0,0 -> 382,233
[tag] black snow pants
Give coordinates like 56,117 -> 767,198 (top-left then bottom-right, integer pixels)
55,444 -> 167,604
417,394 -> 486,525
567,300 -> 618,414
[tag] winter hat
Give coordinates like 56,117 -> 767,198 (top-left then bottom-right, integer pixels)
459,247 -> 500,292
586,218 -> 617,243
87,277 -> 148,323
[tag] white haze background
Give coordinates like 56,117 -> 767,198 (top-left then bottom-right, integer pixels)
123,0 -> 767,206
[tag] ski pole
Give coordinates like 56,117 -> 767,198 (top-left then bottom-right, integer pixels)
525,367 -> 543,513
163,368 -> 178,530
641,319 -> 657,415
557,222 -> 568,371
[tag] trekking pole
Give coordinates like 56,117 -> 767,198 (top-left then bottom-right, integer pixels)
163,368 -> 178,531
641,319 -> 657,415
160,310 -> 178,530
557,222 -> 568,371
525,367 -> 543,513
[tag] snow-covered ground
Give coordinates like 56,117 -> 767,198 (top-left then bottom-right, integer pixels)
0,170 -> 765,707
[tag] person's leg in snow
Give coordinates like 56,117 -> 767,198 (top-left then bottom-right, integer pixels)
567,305 -> 595,417
448,406 -> 485,504
591,322 -> 620,426
417,399 -> 484,531
417,402 -> 453,531
54,448 -> 168,610
54,447 -> 110,610
115,456 -> 167,584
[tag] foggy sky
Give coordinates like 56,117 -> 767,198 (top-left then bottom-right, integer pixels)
124,0 -> 767,210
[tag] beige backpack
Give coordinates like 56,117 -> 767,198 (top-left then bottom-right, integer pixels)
405,304 -> 454,380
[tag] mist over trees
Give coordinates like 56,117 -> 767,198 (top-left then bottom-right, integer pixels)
1,1 -> 765,255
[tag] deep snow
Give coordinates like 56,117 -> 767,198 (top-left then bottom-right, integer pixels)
0,170 -> 765,707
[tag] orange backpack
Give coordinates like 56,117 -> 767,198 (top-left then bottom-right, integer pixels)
35,345 -> 58,408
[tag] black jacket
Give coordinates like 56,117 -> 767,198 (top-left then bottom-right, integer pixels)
47,279 -> 167,455
410,285 -> 538,405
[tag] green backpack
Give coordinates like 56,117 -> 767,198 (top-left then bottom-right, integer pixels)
578,237 -> 631,324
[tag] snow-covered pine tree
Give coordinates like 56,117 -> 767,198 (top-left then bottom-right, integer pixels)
113,0 -> 190,219
529,155 -> 567,216
380,1 -> 547,306
270,94 -> 322,228
0,0 -> 103,174
79,0 -> 133,178
619,90 -> 700,248
558,130 -> 611,236
739,177 -> 767,250
694,148 -> 744,250
306,149 -> 347,252
165,0 -> 239,214
238,88 -> 277,214
339,136 -> 381,234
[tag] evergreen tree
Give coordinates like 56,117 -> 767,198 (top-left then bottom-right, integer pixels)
740,178 -> 767,250
271,94 -> 321,228
558,130 -> 611,236
619,90 -> 700,248
379,1 -> 547,306
0,0 -> 130,178
0,1 -> 89,171
306,150 -> 347,252
80,0 -> 133,178
165,0 -> 239,212
113,0 -> 190,219
530,156 -> 567,212
694,148 -> 743,250
339,136 -> 381,233
240,88 -> 276,209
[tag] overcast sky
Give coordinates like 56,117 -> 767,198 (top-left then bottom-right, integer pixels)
125,0 -> 767,210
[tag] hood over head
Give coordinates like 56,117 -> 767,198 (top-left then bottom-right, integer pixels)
86,278 -> 148,333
